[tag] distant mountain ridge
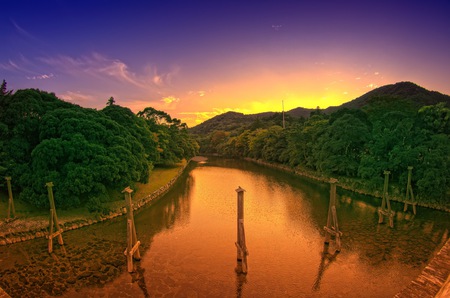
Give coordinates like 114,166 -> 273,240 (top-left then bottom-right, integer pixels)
322,81 -> 450,114
190,82 -> 450,134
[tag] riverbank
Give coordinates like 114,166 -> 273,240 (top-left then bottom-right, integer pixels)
395,237 -> 450,298
244,158 -> 450,212
246,157 -> 450,297
0,160 -> 190,246
0,158 -> 448,297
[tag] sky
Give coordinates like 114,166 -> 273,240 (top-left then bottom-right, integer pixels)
1,1 -> 450,127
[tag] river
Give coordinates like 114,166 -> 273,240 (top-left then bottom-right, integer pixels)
0,157 -> 449,297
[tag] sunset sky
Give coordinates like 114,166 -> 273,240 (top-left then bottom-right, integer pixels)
2,1 -> 450,127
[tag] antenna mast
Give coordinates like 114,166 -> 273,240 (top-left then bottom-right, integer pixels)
282,100 -> 285,129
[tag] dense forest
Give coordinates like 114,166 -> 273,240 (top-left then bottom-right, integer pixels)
1,80 -> 448,211
192,83 -> 450,209
0,80 -> 199,209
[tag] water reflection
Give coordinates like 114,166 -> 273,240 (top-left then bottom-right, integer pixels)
131,264 -> 149,298
312,243 -> 339,291
235,270 -> 247,298
0,157 -> 449,298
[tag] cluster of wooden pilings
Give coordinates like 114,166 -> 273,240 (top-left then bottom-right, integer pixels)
1,163 -> 421,283
378,167 -> 417,228
323,166 -> 418,250
43,182 -> 143,272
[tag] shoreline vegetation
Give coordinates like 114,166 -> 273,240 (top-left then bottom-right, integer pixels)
1,154 -> 448,246
244,157 -> 450,213
191,83 -> 449,212
1,155 -> 449,297
0,159 -> 190,246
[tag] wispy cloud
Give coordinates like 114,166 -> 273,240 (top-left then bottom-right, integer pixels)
0,59 -> 33,73
38,52 -> 179,90
11,19 -> 37,41
59,90 -> 98,107
162,96 -> 180,104
179,107 -> 246,126
26,73 -> 55,80
160,96 -> 181,110
188,90 -> 207,97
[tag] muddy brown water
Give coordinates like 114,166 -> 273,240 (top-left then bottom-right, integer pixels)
0,157 -> 449,297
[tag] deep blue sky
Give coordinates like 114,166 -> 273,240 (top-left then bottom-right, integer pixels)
2,0 -> 450,126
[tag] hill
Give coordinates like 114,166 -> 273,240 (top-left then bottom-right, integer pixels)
190,82 -> 450,135
323,81 -> 450,114
189,111 -> 274,135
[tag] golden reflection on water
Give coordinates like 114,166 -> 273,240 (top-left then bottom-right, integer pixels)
2,158 -> 449,298
76,159 -> 448,297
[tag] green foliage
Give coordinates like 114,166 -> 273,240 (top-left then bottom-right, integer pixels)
195,100 -> 450,207
0,85 -> 198,209
137,107 -> 199,164
314,113 -> 370,176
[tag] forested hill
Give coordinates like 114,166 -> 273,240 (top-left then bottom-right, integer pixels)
191,82 -> 450,135
322,81 -> 450,114
190,81 -> 450,209
189,111 -> 275,135
0,83 -> 199,209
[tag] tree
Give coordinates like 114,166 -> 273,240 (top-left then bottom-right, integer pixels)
137,106 -> 199,164
0,79 -> 13,97
106,96 -> 115,106
314,113 -> 370,176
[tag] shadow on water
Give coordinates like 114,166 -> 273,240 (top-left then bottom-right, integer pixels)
131,264 -> 149,298
0,168 -> 194,298
235,270 -> 247,298
312,243 -> 339,291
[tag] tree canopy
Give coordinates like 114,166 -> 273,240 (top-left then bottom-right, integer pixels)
0,86 -> 198,209
192,97 -> 450,208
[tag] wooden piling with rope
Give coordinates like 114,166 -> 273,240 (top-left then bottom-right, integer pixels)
122,187 -> 141,273
46,182 -> 64,253
324,178 -> 342,251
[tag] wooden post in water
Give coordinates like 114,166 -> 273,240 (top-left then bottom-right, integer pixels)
122,187 -> 141,273
378,171 -> 395,228
5,177 -> 16,221
323,178 -> 342,251
46,182 -> 64,253
403,166 -> 417,215
235,186 -> 249,274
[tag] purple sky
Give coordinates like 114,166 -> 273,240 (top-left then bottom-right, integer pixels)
2,0 -> 450,126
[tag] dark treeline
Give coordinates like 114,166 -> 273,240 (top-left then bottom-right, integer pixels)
0,81 -> 199,209
193,97 -> 449,209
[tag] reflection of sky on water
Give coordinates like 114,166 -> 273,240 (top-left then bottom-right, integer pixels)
129,159 -> 449,297
0,158 -> 448,297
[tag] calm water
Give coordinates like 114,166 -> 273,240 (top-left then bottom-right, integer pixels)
0,157 -> 449,297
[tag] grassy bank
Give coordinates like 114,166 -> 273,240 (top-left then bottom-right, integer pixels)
0,160 -> 186,244
245,158 -> 450,212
